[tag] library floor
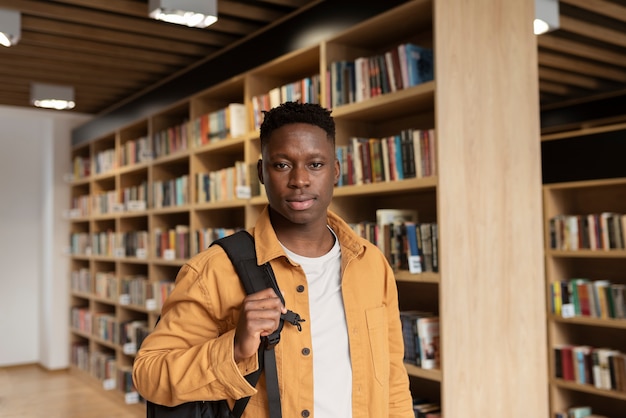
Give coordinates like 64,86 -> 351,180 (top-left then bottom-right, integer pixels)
0,365 -> 143,418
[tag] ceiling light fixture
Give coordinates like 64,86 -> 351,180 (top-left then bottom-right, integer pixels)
0,8 -> 20,47
31,83 -> 76,110
535,0 -> 559,35
149,0 -> 218,28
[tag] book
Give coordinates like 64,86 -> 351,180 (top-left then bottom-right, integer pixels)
400,310 -> 433,366
376,209 -> 419,226
404,222 -> 423,274
559,345 -> 575,381
404,43 -> 434,86
610,283 -> 626,318
567,406 -> 592,418
416,316 -> 440,369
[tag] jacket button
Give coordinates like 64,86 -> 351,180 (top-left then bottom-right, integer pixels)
301,410 -> 310,417
296,285 -> 305,292
301,347 -> 310,355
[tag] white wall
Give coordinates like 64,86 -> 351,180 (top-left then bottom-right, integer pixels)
0,105 -> 91,369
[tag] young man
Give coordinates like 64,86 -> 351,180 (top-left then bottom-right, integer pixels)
133,101 -> 414,417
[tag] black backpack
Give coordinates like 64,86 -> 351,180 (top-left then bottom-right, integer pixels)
145,230 -> 303,418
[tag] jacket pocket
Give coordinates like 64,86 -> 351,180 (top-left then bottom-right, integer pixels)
365,306 -> 389,386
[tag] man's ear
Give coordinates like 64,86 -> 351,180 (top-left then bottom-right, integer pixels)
257,159 -> 264,184
333,158 -> 340,186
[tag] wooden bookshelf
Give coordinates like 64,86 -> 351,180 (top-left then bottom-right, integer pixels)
543,159 -> 626,417
68,0 -> 546,415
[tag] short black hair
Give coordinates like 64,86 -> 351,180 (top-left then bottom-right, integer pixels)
259,101 -> 335,148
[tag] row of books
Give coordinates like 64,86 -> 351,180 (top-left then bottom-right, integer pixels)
195,161 -> 250,203
91,190 -> 119,215
71,226 -> 237,260
71,267 -> 91,293
71,344 -> 139,400
70,194 -> 90,217
70,342 -> 89,371
121,182 -> 148,208
194,227 -> 243,254
153,122 -> 190,158
336,129 -> 436,187
400,311 -> 440,369
119,319 -> 149,354
549,212 -> 626,250
93,148 -> 117,175
71,307 -> 92,334
70,230 -> 149,257
554,406 -> 608,418
119,276 -> 175,311
329,42 -> 433,108
550,278 -> 626,319
90,350 -> 117,383
192,103 -> 248,147
153,175 -> 189,208
554,345 -> 626,393
94,271 -> 117,300
251,74 -> 322,130
120,135 -> 153,166
93,312 -> 118,343
154,225 -> 190,260
73,155 -> 91,179
351,219 -> 439,274
73,271 -> 177,313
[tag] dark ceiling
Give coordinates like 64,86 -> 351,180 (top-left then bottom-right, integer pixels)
0,0 -> 625,123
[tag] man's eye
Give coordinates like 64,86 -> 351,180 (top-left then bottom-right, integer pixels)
310,162 -> 323,169
274,162 -> 289,169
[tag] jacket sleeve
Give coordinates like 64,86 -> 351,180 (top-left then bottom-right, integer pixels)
132,256 -> 259,407
384,260 -> 417,418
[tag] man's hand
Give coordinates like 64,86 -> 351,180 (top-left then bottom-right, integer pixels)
234,288 -> 287,362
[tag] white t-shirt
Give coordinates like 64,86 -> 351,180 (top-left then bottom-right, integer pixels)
281,230 -> 352,418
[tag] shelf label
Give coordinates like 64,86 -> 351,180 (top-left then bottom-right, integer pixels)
125,391 -> 139,404
114,247 -> 126,258
139,150 -> 154,162
236,185 -> 251,199
163,249 -> 176,260
136,248 -> 147,259
103,378 -> 116,391
561,303 -> 575,318
408,256 -> 423,274
123,342 -> 137,355
111,203 -> 125,213
126,200 -> 146,212
119,294 -> 131,305
145,299 -> 157,311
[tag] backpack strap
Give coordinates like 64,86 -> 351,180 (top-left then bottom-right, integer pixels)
211,230 -> 303,418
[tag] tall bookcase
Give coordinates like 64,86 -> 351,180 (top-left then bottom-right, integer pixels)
542,124 -> 626,417
67,0 -> 547,416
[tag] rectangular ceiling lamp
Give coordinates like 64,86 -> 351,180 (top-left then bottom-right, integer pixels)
0,8 -> 20,47
535,0 -> 559,35
31,83 -> 76,110
149,0 -> 218,28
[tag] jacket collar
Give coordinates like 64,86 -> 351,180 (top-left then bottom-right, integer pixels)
252,206 -> 364,265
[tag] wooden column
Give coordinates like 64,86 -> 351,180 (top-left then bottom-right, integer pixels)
435,0 -> 549,415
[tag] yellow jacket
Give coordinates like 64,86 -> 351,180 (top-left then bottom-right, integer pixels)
133,207 -> 414,418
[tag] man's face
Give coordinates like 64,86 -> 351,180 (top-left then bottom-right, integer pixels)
258,123 -> 339,228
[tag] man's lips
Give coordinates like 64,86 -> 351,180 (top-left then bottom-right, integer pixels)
286,196 -> 315,210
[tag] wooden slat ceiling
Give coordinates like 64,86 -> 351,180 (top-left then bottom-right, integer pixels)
0,0 -> 318,114
0,0 -> 625,115
538,0 -> 626,108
